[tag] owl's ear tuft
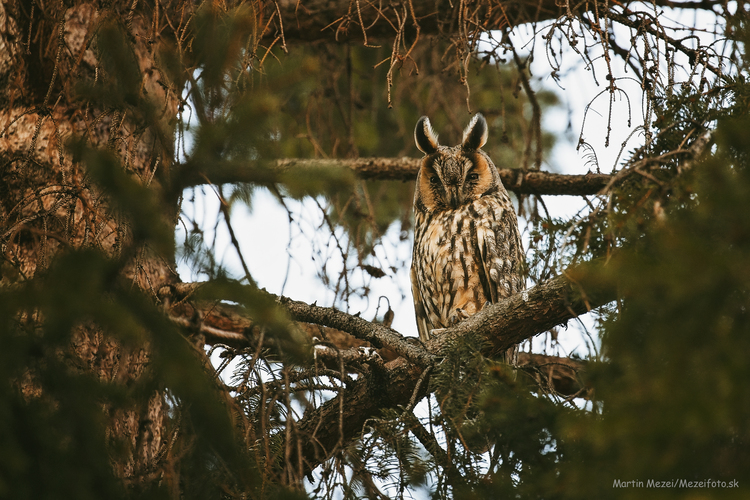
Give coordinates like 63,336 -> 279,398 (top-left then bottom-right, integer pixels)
461,113 -> 488,150
415,116 -> 439,154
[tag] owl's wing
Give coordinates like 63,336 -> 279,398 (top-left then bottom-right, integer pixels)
410,266 -> 432,343
477,211 -> 523,366
477,224 -> 500,304
477,209 -> 524,304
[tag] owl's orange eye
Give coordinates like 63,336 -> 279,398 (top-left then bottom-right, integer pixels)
467,172 -> 479,181
429,175 -> 440,184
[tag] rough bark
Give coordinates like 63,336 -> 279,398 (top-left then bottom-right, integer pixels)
426,262 -> 616,357
1,0 -> 715,492
296,356 -> 425,475
289,262 -> 612,469
1,0 -> 179,485
278,295 -> 435,367
163,280 -> 591,396
272,0 -> 562,42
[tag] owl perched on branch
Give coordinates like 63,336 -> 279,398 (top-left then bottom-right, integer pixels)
410,113 -> 524,363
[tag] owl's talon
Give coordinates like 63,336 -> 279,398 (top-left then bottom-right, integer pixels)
451,308 -> 470,323
429,328 -> 446,337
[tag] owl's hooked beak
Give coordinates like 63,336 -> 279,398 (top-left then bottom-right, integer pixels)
446,184 -> 463,208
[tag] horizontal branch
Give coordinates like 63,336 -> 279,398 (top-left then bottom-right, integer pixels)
277,158 -> 612,196
163,286 -> 590,397
181,157 -> 612,197
270,0 -> 718,44
272,0 -> 564,43
164,259 -> 614,368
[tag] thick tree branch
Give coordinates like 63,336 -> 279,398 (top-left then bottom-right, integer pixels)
161,283 -> 590,396
288,260 -> 613,470
163,259 -> 613,472
179,157 -> 612,196
164,259 -> 614,366
271,0 -> 721,43
295,356 -> 425,475
426,261 -> 617,357
272,0 -> 562,42
164,259 -> 613,375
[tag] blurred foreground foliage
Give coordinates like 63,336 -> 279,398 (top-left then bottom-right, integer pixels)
0,144 -> 311,499
568,109 -> 750,495
388,107 -> 750,498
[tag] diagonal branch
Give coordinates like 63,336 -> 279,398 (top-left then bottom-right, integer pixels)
426,261 -> 617,357
289,259 -> 614,470
277,295 -> 434,368
163,259 -> 615,472
164,259 -> 613,373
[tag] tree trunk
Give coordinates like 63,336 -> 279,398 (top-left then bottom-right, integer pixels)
1,0 -> 179,485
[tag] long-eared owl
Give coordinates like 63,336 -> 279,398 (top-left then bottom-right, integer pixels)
410,113 -> 524,362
